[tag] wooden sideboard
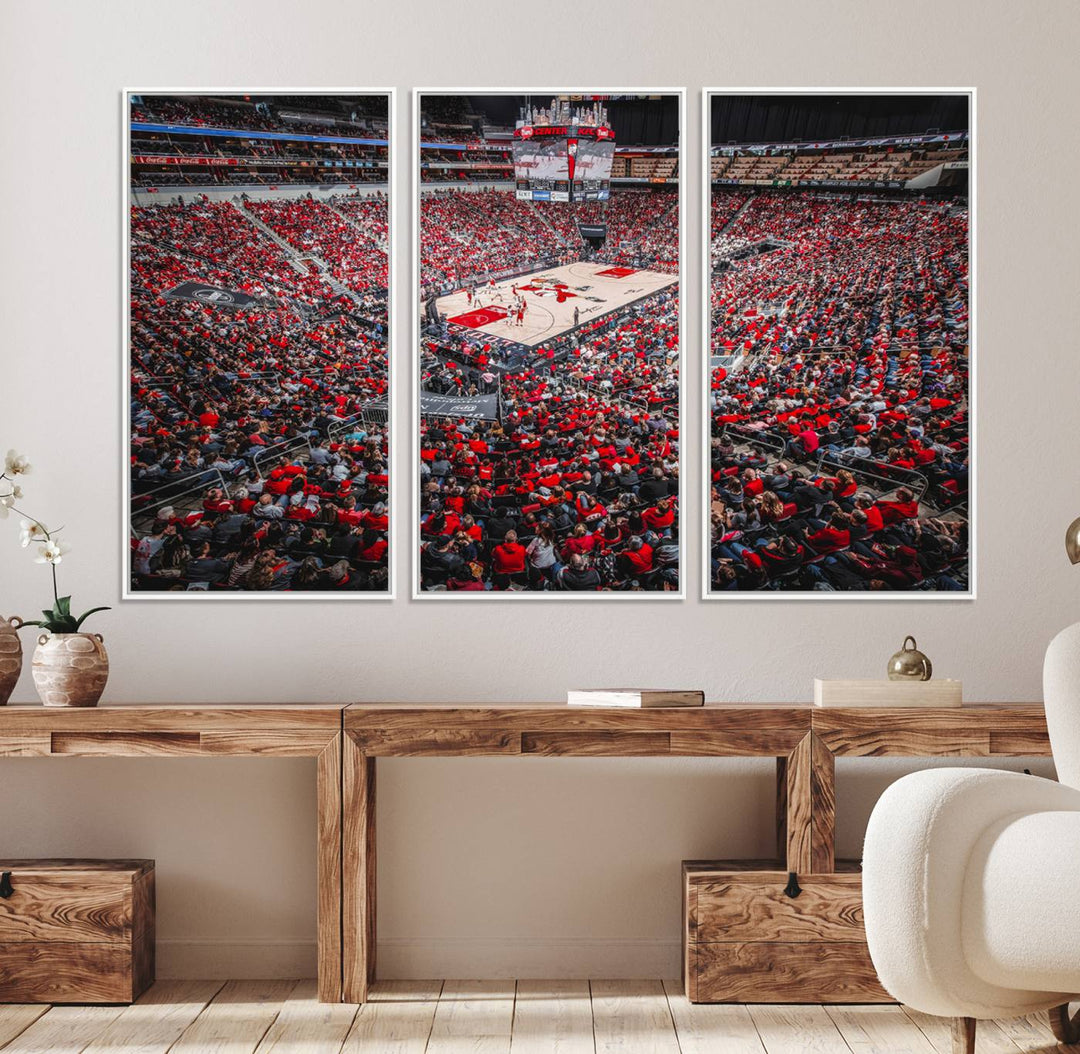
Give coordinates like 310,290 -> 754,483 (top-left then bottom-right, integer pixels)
0,701 -> 1053,1004
341,702 -> 1051,1003
0,704 -> 345,1002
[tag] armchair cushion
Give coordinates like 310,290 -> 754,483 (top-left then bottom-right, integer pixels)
863,767 -> 1080,1019
964,809 -> 1080,994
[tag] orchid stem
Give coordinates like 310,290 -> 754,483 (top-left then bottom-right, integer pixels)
7,506 -> 51,540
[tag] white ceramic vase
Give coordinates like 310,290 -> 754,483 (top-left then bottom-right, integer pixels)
32,632 -> 109,707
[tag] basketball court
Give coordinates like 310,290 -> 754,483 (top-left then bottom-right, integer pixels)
436,261 -> 677,348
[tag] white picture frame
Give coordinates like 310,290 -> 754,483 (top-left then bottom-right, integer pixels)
700,88 -> 976,600
412,88 -> 687,600
122,88 -> 397,600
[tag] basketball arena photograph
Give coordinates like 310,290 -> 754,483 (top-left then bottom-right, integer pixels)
416,91 -> 682,596
706,91 -> 971,596
125,92 -> 392,596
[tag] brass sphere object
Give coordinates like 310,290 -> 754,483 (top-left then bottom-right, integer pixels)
887,636 -> 933,682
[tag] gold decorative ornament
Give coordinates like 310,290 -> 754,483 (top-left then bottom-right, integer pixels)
887,636 -> 933,682
1066,516 -> 1080,565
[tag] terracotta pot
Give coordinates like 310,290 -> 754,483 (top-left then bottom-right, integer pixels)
32,632 -> 109,708
0,616 -> 23,705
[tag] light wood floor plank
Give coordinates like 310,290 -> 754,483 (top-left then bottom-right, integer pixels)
169,978 -> 298,1054
427,980 -> 516,1054
662,978 -> 766,1054
341,981 -> 442,1054
510,980 -> 593,1054
80,980 -> 225,1054
747,1004 -> 850,1054
8,981 -> 1069,1054
0,1008 -> 49,1050
0,1005 -> 125,1054
992,1012 -> 1060,1049
590,979 -> 679,1054
253,978 -> 359,1052
826,1004 -> 938,1054
900,1007 -> 1026,1053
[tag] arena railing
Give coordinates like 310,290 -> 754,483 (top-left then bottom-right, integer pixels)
718,424 -> 788,461
814,455 -> 929,503
138,370 -> 283,391
327,402 -> 390,442
716,423 -> 929,503
253,436 -> 314,480
130,469 -> 232,538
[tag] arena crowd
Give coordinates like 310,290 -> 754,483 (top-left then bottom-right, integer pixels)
418,186 -> 681,592
129,192 -> 389,592
708,189 -> 970,591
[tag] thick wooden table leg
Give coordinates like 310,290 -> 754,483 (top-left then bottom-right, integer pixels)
777,733 -> 835,873
343,732 -> 376,1002
317,733 -> 343,1002
809,733 -> 835,873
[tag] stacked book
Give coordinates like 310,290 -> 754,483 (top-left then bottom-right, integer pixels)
566,690 -> 705,708
813,679 -> 963,707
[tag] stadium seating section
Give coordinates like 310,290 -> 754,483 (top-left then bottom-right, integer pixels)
418,186 -> 681,592
709,143 -> 968,185
708,188 -> 970,591
129,193 -> 390,592
131,95 -> 387,188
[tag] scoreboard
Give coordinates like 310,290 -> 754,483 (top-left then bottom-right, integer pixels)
513,124 -> 614,203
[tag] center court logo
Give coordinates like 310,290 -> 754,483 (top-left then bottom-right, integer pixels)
194,288 -> 236,305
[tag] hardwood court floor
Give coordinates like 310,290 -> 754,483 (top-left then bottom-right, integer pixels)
435,261 -> 677,347
0,979 -> 1068,1053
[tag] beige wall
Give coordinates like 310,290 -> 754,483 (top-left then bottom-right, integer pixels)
2,0 -> 1076,978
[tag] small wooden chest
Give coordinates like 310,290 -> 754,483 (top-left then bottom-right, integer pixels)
683,859 -> 890,1004
0,859 -> 154,1003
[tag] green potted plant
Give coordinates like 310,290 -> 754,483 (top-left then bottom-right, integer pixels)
1,449 -> 111,706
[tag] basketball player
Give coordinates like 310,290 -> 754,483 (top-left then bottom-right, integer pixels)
516,298 -> 527,328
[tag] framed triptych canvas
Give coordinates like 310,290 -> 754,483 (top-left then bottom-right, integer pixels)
124,89 -> 394,598
414,89 -> 684,598
120,87 -> 972,602
703,89 -> 973,599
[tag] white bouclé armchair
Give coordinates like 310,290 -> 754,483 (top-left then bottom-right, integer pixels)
862,623 -> 1080,1053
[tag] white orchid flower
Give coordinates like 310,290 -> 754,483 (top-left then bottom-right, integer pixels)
0,484 -> 20,518
35,539 -> 70,565
19,519 -> 48,548
4,450 -> 32,476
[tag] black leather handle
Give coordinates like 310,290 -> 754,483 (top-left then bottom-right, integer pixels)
0,872 -> 12,899
783,871 -> 802,898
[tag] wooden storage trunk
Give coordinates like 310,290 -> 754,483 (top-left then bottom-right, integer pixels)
683,859 -> 890,1004
0,859 -> 154,1003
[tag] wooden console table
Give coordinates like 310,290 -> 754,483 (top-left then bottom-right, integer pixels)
0,701 -> 1053,1005
341,702 -> 1050,1003
0,704 -> 346,1002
